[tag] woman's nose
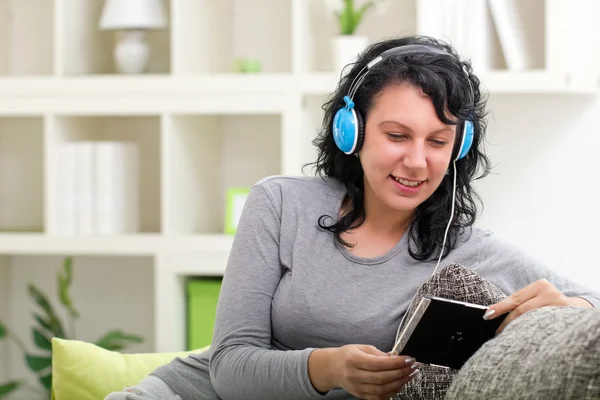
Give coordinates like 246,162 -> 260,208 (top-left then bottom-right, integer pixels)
402,143 -> 427,170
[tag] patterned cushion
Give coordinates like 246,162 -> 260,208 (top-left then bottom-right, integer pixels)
391,263 -> 507,400
445,306 -> 600,400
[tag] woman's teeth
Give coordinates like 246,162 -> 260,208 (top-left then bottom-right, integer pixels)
394,177 -> 422,187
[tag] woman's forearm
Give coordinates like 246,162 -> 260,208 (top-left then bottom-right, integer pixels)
308,348 -> 339,393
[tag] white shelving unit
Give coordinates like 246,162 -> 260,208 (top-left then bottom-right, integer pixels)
0,0 -> 598,362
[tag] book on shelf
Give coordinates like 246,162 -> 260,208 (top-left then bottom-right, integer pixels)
417,0 -> 540,72
55,141 -> 140,236
488,0 -> 537,71
416,0 -> 499,72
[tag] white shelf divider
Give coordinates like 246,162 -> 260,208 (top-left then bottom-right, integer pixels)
0,233 -> 234,256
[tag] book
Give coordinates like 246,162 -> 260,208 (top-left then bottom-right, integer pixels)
55,141 -> 140,235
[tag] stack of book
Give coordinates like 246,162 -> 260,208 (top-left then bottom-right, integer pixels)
55,141 -> 140,236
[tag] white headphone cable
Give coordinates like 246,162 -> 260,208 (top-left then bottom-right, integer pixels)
392,159 -> 458,347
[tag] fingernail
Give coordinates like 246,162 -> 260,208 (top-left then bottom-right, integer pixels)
411,363 -> 420,370
404,357 -> 416,366
409,369 -> 420,378
483,309 -> 496,320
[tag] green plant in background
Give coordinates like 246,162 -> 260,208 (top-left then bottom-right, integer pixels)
0,257 -> 144,399
327,0 -> 393,35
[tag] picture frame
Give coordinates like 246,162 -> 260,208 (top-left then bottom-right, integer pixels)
224,187 -> 251,234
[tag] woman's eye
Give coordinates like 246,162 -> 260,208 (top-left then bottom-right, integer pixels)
387,133 -> 406,140
430,139 -> 448,147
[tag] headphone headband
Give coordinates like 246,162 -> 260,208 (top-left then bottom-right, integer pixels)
333,43 -> 475,162
348,44 -> 472,105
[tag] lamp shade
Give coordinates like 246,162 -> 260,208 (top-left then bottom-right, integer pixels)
99,0 -> 167,30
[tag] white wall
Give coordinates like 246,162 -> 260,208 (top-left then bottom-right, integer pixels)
475,93 -> 600,292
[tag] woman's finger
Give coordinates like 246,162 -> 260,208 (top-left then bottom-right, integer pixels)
356,352 -> 415,372
484,279 -> 551,320
495,287 -> 568,333
358,368 -> 420,400
495,295 -> 546,333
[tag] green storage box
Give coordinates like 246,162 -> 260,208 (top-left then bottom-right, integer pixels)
186,277 -> 222,350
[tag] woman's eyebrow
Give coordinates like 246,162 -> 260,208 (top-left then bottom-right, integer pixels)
378,120 -> 452,134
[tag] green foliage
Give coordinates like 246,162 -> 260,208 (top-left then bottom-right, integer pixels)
58,257 -> 79,319
336,0 -> 377,35
0,257 -> 144,399
95,330 -> 144,352
0,382 -> 20,397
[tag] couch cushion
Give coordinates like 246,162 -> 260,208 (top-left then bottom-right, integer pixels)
391,263 -> 507,400
51,337 -> 208,400
445,306 -> 600,400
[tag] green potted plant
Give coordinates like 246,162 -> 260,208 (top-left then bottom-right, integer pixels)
0,257 -> 144,399
325,0 -> 394,73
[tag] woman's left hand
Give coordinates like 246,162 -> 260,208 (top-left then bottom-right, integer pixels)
484,278 -> 593,333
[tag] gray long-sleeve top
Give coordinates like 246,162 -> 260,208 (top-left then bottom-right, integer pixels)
152,175 -> 600,400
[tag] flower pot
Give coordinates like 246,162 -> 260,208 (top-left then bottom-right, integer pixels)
332,35 -> 369,76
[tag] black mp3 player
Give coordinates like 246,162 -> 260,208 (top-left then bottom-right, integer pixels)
391,296 -> 507,370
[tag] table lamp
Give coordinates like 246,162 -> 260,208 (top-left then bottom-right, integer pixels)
99,0 -> 167,74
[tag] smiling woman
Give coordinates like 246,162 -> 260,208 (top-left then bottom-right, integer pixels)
103,35 -> 599,400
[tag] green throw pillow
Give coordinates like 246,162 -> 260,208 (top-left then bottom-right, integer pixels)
51,337 -> 209,400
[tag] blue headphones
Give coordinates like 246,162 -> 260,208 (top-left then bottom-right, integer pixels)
332,44 -> 475,161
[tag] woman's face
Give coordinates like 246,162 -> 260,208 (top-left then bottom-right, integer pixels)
359,83 -> 456,215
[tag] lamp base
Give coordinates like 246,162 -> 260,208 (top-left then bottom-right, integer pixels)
114,30 -> 150,74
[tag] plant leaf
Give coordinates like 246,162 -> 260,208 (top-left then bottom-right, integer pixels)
25,354 -> 52,372
355,0 -> 376,31
39,372 -> 52,391
0,381 -> 20,397
0,320 -> 6,339
28,284 -> 66,339
33,313 -> 65,339
33,328 -> 52,352
58,257 -> 79,319
340,0 -> 355,34
95,330 -> 144,351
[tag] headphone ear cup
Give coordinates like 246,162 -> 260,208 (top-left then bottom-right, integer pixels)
333,107 -> 360,154
454,120 -> 474,161
354,110 -> 366,154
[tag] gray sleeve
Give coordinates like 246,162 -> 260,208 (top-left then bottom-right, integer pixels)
475,230 -> 600,308
208,183 -> 326,400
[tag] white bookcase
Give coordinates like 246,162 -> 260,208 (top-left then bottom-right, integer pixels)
0,0 -> 598,369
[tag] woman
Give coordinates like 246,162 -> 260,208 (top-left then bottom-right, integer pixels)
106,35 -> 599,400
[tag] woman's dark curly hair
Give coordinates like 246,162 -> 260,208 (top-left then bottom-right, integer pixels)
309,35 -> 492,261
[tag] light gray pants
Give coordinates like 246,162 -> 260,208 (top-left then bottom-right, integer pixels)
104,375 -> 181,400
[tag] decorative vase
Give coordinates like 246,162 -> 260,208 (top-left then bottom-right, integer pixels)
332,35 -> 369,76
114,30 -> 150,74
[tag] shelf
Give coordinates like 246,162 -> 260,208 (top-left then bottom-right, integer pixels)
0,75 -> 292,114
0,0 -> 54,75
0,233 -> 233,259
58,0 -> 171,75
0,117 -> 45,232
296,71 -> 599,95
0,71 -> 594,114
164,114 -> 282,235
172,0 -> 292,74
48,115 -> 162,234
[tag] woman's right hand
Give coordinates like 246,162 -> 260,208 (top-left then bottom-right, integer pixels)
332,344 -> 419,400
